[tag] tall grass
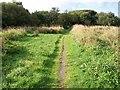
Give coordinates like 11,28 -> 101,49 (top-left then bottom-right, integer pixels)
24,26 -> 64,34
2,28 -> 27,41
65,25 -> 119,88
2,28 -> 27,57
71,25 -> 119,47
65,35 -> 119,88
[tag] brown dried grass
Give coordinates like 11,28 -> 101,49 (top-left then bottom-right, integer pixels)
70,24 -> 119,47
38,26 -> 64,33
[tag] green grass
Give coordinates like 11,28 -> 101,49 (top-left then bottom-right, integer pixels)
65,35 -> 119,88
2,34 -> 63,88
2,28 -> 119,88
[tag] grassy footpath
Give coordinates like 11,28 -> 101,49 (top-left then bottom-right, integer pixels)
65,35 -> 119,88
2,28 -> 119,88
2,34 -> 63,88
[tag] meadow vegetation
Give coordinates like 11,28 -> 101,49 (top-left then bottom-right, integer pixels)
2,30 -> 63,88
1,1 -> 120,88
71,25 -> 119,46
1,25 -> 119,88
64,25 -> 119,88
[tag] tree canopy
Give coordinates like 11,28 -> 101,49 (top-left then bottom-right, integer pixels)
1,2 -> 120,29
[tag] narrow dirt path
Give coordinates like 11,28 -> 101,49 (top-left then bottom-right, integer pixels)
59,36 -> 66,88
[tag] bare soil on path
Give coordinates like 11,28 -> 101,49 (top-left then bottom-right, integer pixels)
59,36 -> 66,88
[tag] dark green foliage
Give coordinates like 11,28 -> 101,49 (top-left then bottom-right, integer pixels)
48,7 -> 60,26
58,13 -> 72,29
32,7 -> 60,27
2,2 -> 31,27
69,10 -> 97,25
1,2 -> 120,28
96,12 -> 120,26
31,11 -> 49,26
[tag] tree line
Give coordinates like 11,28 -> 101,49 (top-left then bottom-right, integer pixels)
2,2 -> 120,29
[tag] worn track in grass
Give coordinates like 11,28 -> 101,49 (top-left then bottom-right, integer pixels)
59,36 -> 66,88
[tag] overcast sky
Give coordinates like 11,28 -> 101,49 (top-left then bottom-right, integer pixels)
1,0 -> 119,16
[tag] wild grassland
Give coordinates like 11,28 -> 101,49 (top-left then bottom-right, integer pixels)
2,32 -> 63,88
64,25 -> 119,88
2,25 -> 119,88
71,25 -> 119,47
